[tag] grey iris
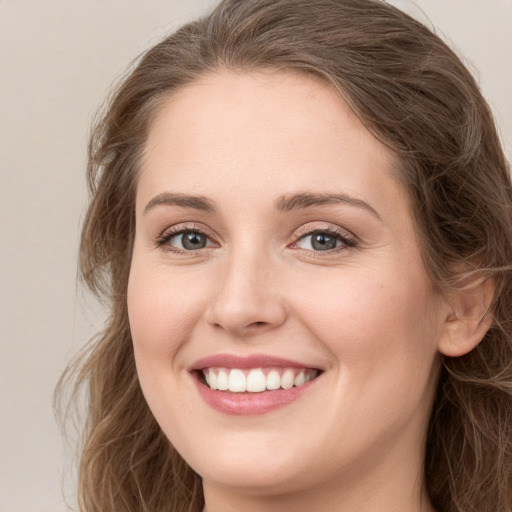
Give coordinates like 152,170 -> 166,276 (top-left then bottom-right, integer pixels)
311,232 -> 337,251
182,232 -> 207,250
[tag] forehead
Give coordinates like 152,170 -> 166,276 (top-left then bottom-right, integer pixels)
138,69 -> 406,221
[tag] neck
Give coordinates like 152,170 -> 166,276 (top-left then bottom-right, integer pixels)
202,486 -> 436,512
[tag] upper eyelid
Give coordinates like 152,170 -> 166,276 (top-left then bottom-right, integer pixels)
159,222 -> 217,240
292,223 -> 357,241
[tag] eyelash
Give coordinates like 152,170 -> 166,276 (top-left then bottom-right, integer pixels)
156,224 -> 358,255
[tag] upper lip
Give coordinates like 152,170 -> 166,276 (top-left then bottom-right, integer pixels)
189,353 -> 320,371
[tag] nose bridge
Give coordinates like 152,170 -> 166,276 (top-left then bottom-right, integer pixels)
207,241 -> 287,335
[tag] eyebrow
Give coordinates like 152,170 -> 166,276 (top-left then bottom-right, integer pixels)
273,192 -> 381,219
143,191 -> 380,219
144,192 -> 215,214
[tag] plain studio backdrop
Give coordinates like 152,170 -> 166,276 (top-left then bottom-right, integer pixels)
0,1 -> 510,511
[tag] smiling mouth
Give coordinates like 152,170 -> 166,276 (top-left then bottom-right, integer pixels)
200,367 -> 319,393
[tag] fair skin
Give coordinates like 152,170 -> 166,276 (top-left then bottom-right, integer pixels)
127,70 -> 455,512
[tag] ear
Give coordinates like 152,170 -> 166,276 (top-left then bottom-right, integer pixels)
437,275 -> 495,357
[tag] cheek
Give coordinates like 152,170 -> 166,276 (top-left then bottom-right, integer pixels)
290,261 -> 439,375
291,265 -> 441,446
127,261 -> 205,364
126,260 -> 209,433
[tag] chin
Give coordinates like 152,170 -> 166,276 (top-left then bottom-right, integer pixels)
175,429 -> 317,494
197,456 -> 314,496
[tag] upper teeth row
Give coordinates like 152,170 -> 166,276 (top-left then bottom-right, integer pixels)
203,367 -> 318,393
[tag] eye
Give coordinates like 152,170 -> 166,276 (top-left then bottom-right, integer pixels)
158,228 -> 215,252
294,229 -> 356,252
173,231 -> 208,250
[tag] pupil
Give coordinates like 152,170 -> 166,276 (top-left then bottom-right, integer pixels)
182,232 -> 206,250
311,233 -> 336,251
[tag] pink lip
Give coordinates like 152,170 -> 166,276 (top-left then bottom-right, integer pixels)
190,353 -> 317,371
193,378 -> 317,415
189,353 -> 321,416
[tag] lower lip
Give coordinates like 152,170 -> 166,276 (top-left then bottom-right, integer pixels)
193,373 -> 318,415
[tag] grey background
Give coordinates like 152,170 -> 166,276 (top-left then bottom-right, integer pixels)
1,1 -> 510,511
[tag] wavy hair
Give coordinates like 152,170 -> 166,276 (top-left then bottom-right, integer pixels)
57,1 -> 512,510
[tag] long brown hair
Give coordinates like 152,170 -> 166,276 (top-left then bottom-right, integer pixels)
57,1 -> 512,510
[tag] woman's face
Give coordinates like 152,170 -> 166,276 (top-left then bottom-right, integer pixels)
128,70 -> 447,498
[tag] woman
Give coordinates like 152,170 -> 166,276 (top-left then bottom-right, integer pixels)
60,0 -> 512,511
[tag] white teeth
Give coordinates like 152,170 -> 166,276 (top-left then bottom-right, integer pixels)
246,369 -> 266,392
217,369 -> 229,390
207,368 -> 218,390
281,369 -> 295,390
228,369 -> 246,392
202,367 -> 318,393
266,370 -> 281,390
294,371 -> 305,387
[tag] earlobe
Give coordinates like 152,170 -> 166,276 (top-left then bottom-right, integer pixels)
437,276 -> 495,357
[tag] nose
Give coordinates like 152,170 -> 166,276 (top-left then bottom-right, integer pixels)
205,250 -> 288,338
